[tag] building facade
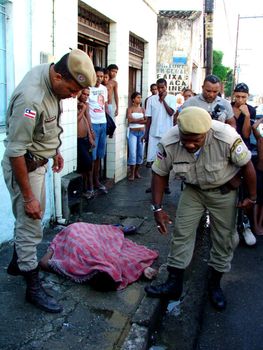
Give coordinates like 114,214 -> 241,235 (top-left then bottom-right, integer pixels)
156,9 -> 204,95
0,0 -> 158,244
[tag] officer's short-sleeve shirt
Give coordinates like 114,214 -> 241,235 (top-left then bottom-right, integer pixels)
4,64 -> 62,159
152,121 -> 251,189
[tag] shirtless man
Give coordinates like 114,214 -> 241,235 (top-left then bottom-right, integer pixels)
106,64 -> 119,117
77,88 -> 95,199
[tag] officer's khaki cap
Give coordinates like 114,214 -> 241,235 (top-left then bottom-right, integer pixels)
67,49 -> 96,87
178,106 -> 212,134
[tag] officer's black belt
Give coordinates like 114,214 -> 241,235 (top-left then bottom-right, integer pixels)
184,183 -> 235,195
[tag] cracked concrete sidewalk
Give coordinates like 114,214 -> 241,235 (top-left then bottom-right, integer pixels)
0,167 -> 207,350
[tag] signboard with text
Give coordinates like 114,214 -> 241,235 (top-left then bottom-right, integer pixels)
157,64 -> 190,94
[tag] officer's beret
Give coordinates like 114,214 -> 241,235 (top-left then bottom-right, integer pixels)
178,106 -> 212,134
67,49 -> 96,87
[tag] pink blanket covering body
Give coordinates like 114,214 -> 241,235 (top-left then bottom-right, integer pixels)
49,222 -> 158,289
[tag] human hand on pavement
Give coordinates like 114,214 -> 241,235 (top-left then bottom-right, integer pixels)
154,210 -> 173,235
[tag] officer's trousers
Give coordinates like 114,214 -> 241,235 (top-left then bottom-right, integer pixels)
168,185 -> 239,272
2,158 -> 47,271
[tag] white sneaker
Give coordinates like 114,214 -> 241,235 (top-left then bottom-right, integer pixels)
243,227 -> 256,246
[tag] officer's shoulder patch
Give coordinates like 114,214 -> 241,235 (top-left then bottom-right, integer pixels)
156,143 -> 167,160
231,138 -> 243,153
231,138 -> 248,161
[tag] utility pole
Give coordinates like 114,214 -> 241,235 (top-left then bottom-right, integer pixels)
204,0 -> 214,75
232,14 -> 240,92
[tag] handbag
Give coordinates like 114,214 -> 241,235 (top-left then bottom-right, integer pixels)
106,113 -> 116,137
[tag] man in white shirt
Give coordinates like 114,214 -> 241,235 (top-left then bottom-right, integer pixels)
89,67 -> 108,193
144,78 -> 176,193
144,79 -> 176,162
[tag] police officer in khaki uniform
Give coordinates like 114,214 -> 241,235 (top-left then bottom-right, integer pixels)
145,106 -> 257,310
2,49 -> 96,313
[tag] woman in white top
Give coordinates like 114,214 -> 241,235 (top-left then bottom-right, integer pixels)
127,92 -> 147,180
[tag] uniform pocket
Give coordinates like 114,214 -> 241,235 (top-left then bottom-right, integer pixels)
204,161 -> 227,183
34,113 -> 59,142
172,163 -> 191,181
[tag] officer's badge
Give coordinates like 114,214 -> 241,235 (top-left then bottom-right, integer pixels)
24,108 -> 36,119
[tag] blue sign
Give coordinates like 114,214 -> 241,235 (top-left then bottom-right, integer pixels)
172,56 -> 187,65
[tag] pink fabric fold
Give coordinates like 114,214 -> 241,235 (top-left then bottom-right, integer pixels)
49,222 -> 158,289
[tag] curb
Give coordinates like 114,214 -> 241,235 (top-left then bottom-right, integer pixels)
121,266 -> 167,350
121,231 -> 210,350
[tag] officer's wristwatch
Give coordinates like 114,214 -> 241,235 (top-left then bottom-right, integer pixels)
151,204 -> 163,212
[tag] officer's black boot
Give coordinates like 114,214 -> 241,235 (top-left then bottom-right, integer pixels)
7,245 -> 23,276
24,267 -> 63,313
145,266 -> 184,300
208,267 -> 226,311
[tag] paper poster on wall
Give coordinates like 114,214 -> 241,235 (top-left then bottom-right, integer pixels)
157,63 -> 190,94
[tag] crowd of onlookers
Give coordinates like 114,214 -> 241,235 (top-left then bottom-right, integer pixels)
77,64 -> 119,199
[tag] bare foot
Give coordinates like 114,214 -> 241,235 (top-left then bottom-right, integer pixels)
135,173 -> 142,179
143,267 -> 158,279
128,175 -> 135,181
39,250 -> 54,272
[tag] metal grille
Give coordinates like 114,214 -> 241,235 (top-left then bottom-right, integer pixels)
78,7 -> 110,35
129,34 -> 144,58
159,10 -> 201,21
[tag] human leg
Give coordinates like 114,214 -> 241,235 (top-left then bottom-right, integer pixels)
253,168 -> 263,234
145,186 -> 205,299
5,165 -> 47,272
2,161 -> 62,313
145,135 -> 161,192
207,189 -> 238,310
135,130 -> 144,179
78,137 -> 94,198
107,104 -> 114,118
93,158 -> 101,187
39,249 -> 54,271
128,130 -> 137,180
208,190 -> 238,272
128,165 -> 135,181
92,123 -> 107,192
238,183 -> 256,245
208,267 -> 226,310
253,204 -> 263,234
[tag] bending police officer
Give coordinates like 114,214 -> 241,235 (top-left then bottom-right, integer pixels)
145,107 -> 257,310
2,49 -> 96,313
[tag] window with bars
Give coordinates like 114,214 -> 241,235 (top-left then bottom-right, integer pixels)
0,4 -> 6,126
